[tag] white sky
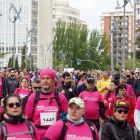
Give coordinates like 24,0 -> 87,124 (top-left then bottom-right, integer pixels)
56,0 -> 134,31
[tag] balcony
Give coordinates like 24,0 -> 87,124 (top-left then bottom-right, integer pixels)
121,37 -> 128,40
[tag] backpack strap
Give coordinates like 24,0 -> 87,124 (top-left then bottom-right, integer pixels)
127,123 -> 134,140
32,90 -> 40,114
86,121 -> 96,140
106,91 -> 109,100
1,122 -> 7,140
112,97 -> 115,105
106,123 -> 119,140
54,90 -> 61,113
128,95 -> 132,110
25,119 -> 35,140
58,120 -> 68,140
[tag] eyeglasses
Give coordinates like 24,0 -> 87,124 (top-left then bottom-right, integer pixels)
22,81 -> 28,83
33,87 -> 41,90
7,102 -> 21,108
116,109 -> 129,114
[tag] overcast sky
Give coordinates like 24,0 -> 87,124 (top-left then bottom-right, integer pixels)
56,0 -> 133,31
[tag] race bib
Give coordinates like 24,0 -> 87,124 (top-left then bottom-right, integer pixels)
40,112 -> 56,125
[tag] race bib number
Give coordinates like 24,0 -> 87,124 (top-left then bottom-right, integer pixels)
40,112 -> 56,125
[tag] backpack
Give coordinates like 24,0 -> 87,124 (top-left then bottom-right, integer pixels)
1,119 -> 35,140
115,74 -> 120,81
58,120 -> 97,140
32,90 -> 61,115
106,122 -> 134,140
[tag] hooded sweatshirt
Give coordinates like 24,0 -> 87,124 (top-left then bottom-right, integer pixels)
43,112 -> 99,140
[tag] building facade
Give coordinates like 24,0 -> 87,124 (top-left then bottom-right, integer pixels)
0,0 -> 53,70
100,9 -> 133,65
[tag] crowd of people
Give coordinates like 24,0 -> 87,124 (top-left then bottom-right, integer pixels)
0,67 -> 140,139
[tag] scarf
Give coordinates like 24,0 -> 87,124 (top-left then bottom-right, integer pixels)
3,113 -> 27,124
67,114 -> 84,125
117,92 -> 127,98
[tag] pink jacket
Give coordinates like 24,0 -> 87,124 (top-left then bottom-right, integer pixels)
0,121 -> 40,140
57,80 -> 61,87
79,91 -> 103,120
126,84 -> 134,96
44,120 -> 99,140
25,74 -> 31,80
25,90 -> 68,140
103,92 -> 116,116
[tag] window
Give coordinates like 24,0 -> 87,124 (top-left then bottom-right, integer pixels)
101,17 -> 104,21
0,1 -> 5,9
18,37 -> 26,45
32,1 -> 38,9
0,38 -> 4,45
18,19 -> 28,26
0,29 -> 4,36
136,8 -> 140,14
32,10 -> 38,18
18,28 -> 26,36
32,19 -> 37,27
6,37 -> 13,45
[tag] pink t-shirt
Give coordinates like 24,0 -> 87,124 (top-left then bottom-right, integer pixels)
136,96 -> 140,110
0,78 -> 2,97
79,91 -> 103,120
126,84 -> 134,96
0,107 -> 4,113
0,121 -> 40,140
15,87 -> 31,98
25,90 -> 68,140
103,92 -> 116,116
44,120 -> 99,140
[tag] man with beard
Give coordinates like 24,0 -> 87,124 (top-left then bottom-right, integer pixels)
23,68 -> 31,80
25,68 -> 68,140
57,72 -> 78,101
4,68 -> 19,96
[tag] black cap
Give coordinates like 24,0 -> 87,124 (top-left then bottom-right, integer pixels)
130,71 -> 134,75
113,100 -> 129,109
87,77 -> 95,83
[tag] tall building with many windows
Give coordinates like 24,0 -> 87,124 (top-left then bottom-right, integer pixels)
100,9 -> 133,65
0,0 -> 53,69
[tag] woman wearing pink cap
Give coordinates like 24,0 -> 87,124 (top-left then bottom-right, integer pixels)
44,97 -> 99,140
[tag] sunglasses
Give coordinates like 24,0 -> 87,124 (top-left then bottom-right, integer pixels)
7,102 -> 21,108
33,87 -> 41,90
116,109 -> 129,114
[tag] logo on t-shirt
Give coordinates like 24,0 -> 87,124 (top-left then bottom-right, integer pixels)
84,97 -> 98,101
66,135 -> 93,140
7,137 -> 32,140
37,105 -> 58,112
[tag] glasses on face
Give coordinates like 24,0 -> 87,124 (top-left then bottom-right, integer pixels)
22,81 -> 28,83
33,87 -> 41,90
7,102 -> 21,108
116,109 -> 129,114
110,84 -> 115,86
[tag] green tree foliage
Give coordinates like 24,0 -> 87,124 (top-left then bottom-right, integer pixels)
27,54 -> 34,70
53,19 -> 111,71
15,56 -> 19,71
21,45 -> 26,69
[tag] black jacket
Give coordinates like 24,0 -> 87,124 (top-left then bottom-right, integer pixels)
4,76 -> 20,95
101,116 -> 135,140
57,81 -> 78,101
127,77 -> 136,88
133,78 -> 140,95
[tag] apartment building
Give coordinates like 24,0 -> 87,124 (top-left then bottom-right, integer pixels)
100,9 -> 133,65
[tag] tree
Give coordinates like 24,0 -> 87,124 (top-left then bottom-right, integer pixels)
21,45 -> 26,69
15,56 -> 19,71
8,57 -> 11,68
27,54 -> 34,70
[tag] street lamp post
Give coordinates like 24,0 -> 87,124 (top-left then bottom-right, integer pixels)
107,19 -> 118,70
60,50 -> 66,72
40,44 -> 44,69
47,41 -> 53,68
9,4 -> 21,68
117,0 -> 133,70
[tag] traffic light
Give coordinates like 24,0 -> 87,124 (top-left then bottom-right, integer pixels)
77,59 -> 81,65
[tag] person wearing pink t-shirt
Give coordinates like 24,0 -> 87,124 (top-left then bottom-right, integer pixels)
25,68 -> 68,140
120,75 -> 134,96
15,77 -> 31,99
43,97 -> 99,140
0,70 -> 4,99
103,80 -> 119,122
134,96 -> 140,131
0,94 -> 40,140
79,77 -> 105,132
